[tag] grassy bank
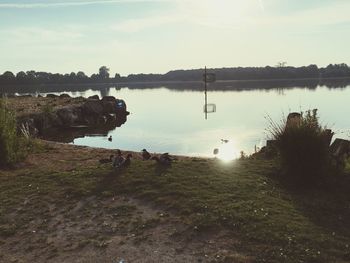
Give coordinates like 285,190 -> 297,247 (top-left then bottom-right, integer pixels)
1,141 -> 350,262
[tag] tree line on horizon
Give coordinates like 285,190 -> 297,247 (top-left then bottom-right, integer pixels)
1,64 -> 350,86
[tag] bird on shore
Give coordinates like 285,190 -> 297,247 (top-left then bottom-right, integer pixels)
114,153 -> 132,169
108,135 -> 112,142
141,149 -> 151,160
112,149 -> 123,167
99,155 -> 114,164
151,153 -> 172,166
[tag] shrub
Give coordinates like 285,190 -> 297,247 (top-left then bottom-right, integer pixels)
267,109 -> 332,186
41,103 -> 54,115
0,99 -> 29,167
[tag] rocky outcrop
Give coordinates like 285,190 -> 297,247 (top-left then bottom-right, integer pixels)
17,96 -> 129,137
330,138 -> 350,167
87,95 -> 99,100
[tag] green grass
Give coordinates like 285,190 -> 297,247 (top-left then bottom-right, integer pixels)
1,156 -> 350,262
107,158 -> 350,262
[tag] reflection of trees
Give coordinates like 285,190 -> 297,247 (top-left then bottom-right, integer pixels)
1,78 -> 350,95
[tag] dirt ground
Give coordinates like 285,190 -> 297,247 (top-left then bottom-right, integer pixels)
6,95 -> 86,117
0,142 -> 249,263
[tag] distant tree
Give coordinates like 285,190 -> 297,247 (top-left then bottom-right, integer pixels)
2,71 -> 15,79
114,73 -> 121,80
16,71 -> 27,83
69,72 -> 77,82
26,71 -> 36,82
98,66 -> 110,79
77,71 -> 87,79
1,71 -> 16,84
276,62 -> 287,68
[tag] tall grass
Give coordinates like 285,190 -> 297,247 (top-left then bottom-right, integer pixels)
0,98 -> 29,167
267,110 -> 333,186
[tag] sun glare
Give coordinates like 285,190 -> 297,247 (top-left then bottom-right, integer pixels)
181,0 -> 255,28
216,140 -> 240,161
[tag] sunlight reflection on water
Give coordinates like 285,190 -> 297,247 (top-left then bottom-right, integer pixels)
36,85 -> 350,157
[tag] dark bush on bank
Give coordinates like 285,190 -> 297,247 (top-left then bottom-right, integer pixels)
267,110 -> 334,186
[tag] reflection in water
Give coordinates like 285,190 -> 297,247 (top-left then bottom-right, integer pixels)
203,86 -> 217,120
5,78 -> 350,95
44,114 -> 128,143
18,83 -> 350,158
100,87 -> 110,98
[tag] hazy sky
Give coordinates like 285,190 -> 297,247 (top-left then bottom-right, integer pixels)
0,0 -> 349,76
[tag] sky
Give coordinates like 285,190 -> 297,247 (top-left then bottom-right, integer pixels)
0,0 -> 350,76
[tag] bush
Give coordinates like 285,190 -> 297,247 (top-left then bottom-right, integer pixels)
0,99 -> 28,167
267,109 -> 332,186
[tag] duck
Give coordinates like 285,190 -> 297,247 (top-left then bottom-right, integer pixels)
213,148 -> 219,156
99,155 -> 114,164
114,153 -> 132,169
151,153 -> 172,166
112,149 -> 123,167
141,149 -> 151,160
108,135 -> 112,142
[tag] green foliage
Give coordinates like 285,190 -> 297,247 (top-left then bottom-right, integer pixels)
267,109 -> 332,186
41,103 -> 54,115
0,99 -> 18,166
0,99 -> 30,167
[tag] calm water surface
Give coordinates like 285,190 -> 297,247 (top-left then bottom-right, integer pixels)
37,85 -> 350,159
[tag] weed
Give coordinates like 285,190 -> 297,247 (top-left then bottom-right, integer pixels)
0,99 -> 31,167
41,104 -> 54,115
267,110 -> 335,186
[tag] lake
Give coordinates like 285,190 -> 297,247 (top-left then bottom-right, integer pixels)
23,82 -> 350,160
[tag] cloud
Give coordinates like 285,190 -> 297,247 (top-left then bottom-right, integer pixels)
258,0 -> 265,11
111,14 -> 184,32
0,0 -> 167,9
257,1 -> 350,30
0,26 -> 84,45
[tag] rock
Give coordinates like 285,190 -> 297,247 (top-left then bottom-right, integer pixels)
81,100 -> 104,115
46,94 -> 58,98
101,96 -> 116,102
102,100 -> 117,113
56,107 -> 80,127
15,95 -> 129,138
286,112 -> 301,127
330,139 -> 350,167
322,129 -> 334,147
330,139 -> 350,156
88,95 -> 99,100
106,113 -> 116,122
329,138 -> 350,170
59,93 -> 71,98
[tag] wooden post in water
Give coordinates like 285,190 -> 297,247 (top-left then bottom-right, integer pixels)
204,66 -> 208,120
